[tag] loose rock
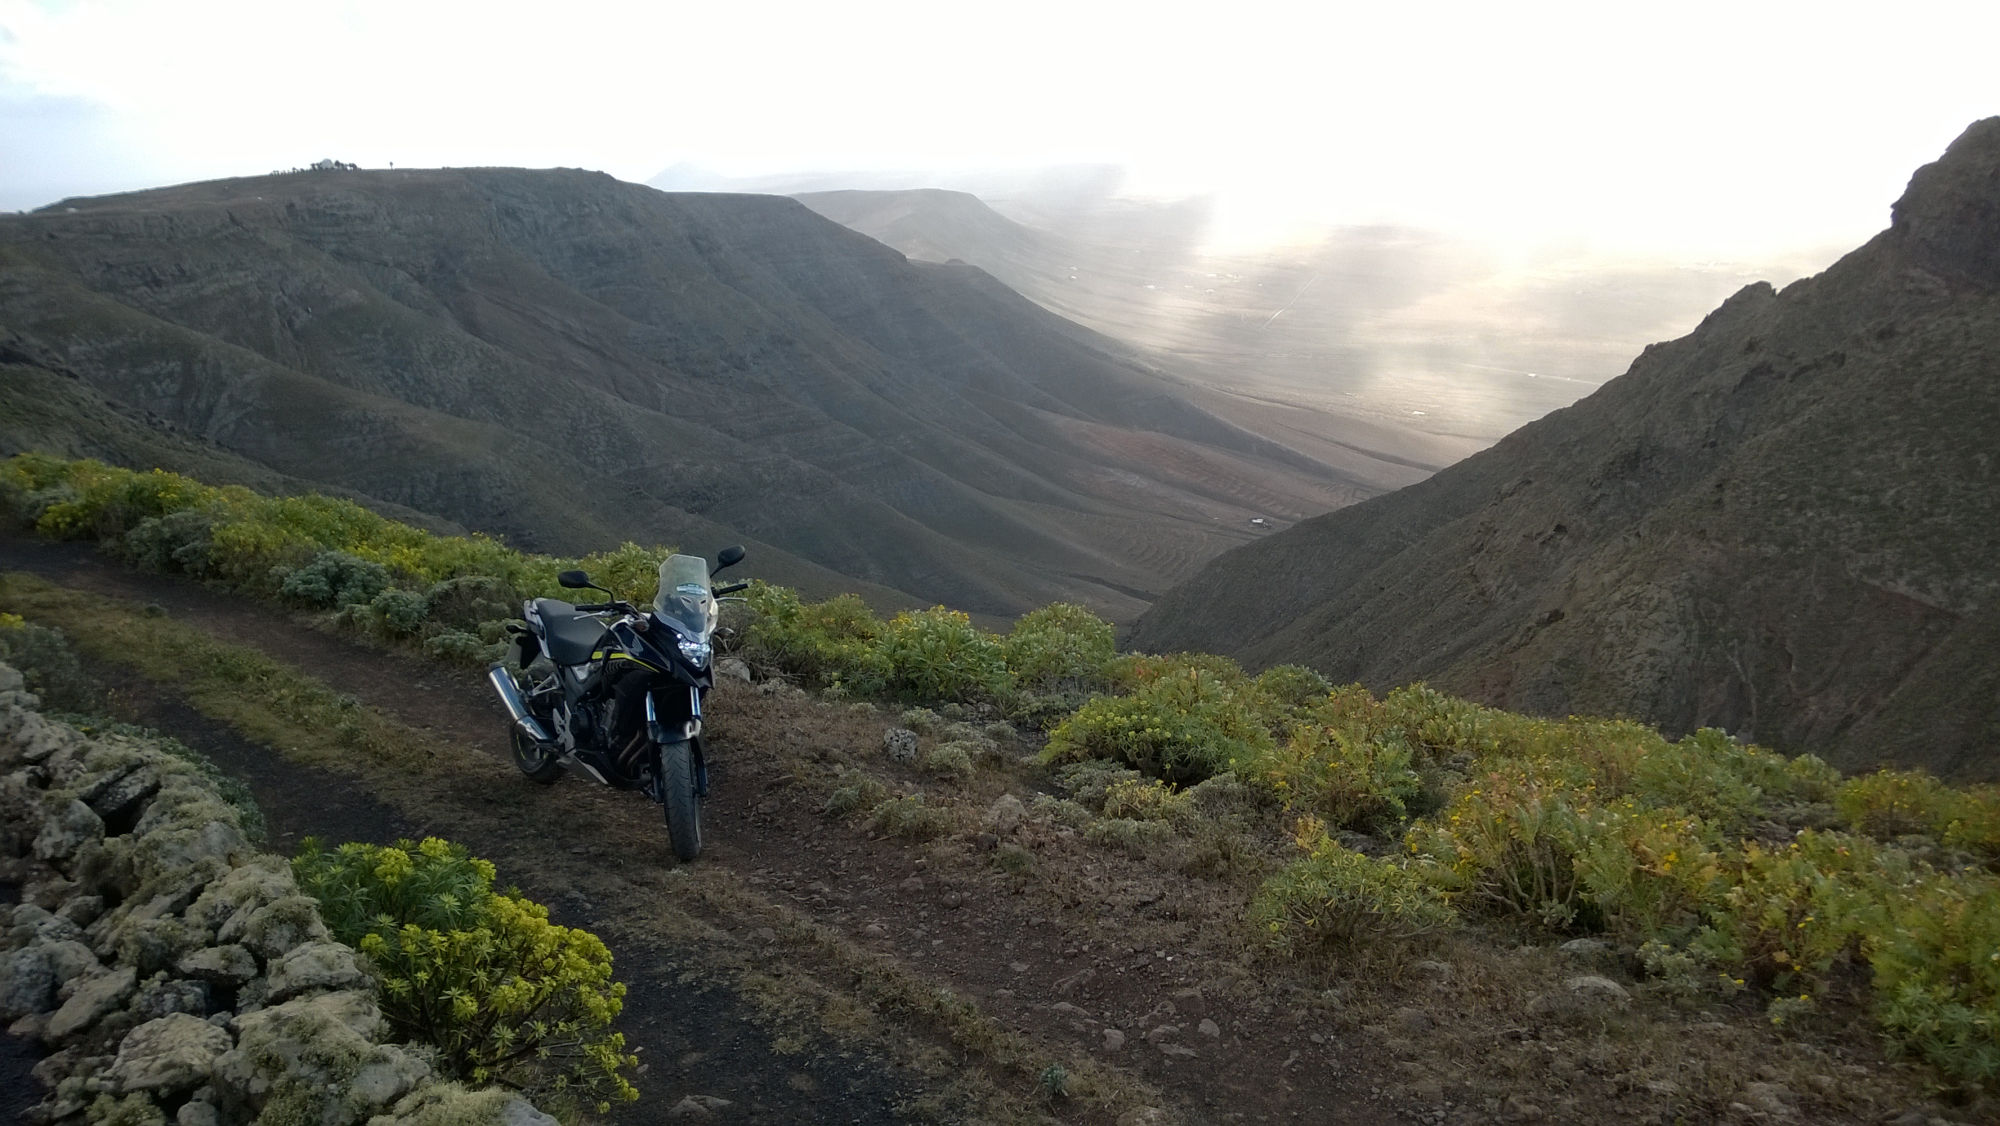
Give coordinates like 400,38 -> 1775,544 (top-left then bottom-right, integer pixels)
46,965 -> 137,1042
106,1012 -> 233,1096
1564,974 -> 1631,1004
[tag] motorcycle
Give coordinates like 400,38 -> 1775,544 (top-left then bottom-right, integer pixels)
486,546 -> 748,860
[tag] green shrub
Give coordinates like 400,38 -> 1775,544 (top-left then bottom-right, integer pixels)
423,575 -> 516,631
1108,650 -> 1247,692
117,509 -> 219,575
278,550 -> 392,609
1054,759 -> 1142,810
1381,683 -> 1504,761
898,706 -> 942,734
28,462 -> 215,543
823,772 -> 892,820
1406,771 -> 1598,930
1249,664 -> 1333,718
1083,817 -> 1177,857
743,586 -> 889,693
367,588 -> 430,637
1839,768 -> 1968,841
867,795 -> 955,840
1184,771 -> 1269,823
1691,831 -> 1887,994
1870,870 -> 2000,1081
1042,660 -> 1272,784
292,837 -> 638,1112
922,743 -> 976,781
1626,728 -> 1803,831
422,631 -> 498,665
993,844 -> 1037,877
1100,777 -> 1197,830
1251,827 -> 1457,957
0,616 -> 96,713
877,606 -> 1008,704
1571,801 -> 1726,940
1002,603 -> 1114,697
1246,723 -> 1423,832
573,542 -> 676,605
1029,794 -> 1095,831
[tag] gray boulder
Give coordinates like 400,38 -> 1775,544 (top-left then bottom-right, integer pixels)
107,1011 -> 234,1096
266,941 -> 371,1002
46,965 -> 137,1042
176,945 -> 259,987
34,798 -> 105,863
0,944 -> 60,1019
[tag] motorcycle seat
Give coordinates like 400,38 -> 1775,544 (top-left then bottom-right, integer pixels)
531,598 -> 610,666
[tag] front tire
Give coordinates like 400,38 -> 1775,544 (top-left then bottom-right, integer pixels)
660,739 -> 702,860
511,724 -> 565,784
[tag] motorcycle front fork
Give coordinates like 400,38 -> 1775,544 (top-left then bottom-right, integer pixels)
645,688 -> 709,799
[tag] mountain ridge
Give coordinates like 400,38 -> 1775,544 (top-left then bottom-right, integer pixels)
0,167 -> 1381,619
1128,118 -> 2000,778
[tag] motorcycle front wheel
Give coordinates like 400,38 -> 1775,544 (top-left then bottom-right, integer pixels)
511,724 -> 566,784
659,739 -> 702,861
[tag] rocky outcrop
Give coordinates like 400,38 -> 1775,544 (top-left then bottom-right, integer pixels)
0,661 -> 555,1125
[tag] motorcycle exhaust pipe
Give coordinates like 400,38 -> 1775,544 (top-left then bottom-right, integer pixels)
486,664 -> 554,744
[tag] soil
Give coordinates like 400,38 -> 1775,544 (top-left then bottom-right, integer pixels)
1,535 -> 1981,1126
0,537 -> 1398,1125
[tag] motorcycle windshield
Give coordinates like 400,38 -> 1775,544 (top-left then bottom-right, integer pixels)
653,554 -> 717,639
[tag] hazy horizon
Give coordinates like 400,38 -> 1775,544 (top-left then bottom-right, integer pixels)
4,0 -> 1992,440
4,2 -> 1994,254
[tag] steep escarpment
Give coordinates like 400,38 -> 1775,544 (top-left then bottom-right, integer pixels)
0,169 -> 1371,620
1131,119 -> 2000,778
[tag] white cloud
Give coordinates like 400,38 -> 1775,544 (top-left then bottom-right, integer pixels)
0,0 -> 1994,253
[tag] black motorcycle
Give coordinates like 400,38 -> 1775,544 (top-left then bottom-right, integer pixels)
487,546 -> 748,860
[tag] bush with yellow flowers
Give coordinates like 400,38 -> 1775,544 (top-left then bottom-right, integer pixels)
292,837 -> 638,1115
1250,817 -> 1458,960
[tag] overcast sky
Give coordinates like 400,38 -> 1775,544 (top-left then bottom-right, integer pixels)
2,0 -> 1995,258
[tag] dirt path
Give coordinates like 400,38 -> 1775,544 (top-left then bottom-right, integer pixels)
0,536 -> 1399,1125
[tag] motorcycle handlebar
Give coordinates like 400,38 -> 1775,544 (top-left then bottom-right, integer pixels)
714,582 -> 750,595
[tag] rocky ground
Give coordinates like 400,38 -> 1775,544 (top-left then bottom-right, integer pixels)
0,534 -> 1986,1125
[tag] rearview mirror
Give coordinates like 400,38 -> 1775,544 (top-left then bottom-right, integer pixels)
557,570 -> 593,589
713,545 -> 746,574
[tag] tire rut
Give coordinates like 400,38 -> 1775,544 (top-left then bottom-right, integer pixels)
0,535 -> 1394,1126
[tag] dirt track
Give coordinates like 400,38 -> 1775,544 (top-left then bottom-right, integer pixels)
0,536 -> 1396,1125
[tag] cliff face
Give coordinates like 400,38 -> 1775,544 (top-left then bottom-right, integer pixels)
0,169 -> 1368,619
1130,119 -> 2000,778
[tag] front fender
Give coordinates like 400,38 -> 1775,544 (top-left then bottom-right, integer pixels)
645,689 -> 701,744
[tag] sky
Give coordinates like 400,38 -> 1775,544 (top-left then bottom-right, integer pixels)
2,0 -> 1996,259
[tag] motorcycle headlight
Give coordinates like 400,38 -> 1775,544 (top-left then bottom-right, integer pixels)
677,635 -> 712,667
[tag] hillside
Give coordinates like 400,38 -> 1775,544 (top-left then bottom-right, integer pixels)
0,168 -> 1380,620
1130,118 -> 2000,779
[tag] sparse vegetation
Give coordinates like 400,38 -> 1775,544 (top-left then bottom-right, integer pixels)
9,451 -> 2000,1096
867,794 -> 956,841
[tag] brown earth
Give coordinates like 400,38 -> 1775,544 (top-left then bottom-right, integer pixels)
1,535 -> 1982,1125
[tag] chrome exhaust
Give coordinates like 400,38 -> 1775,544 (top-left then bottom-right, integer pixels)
486,664 -> 553,744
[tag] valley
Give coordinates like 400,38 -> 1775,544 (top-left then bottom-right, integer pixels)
1130,118 -> 2000,780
